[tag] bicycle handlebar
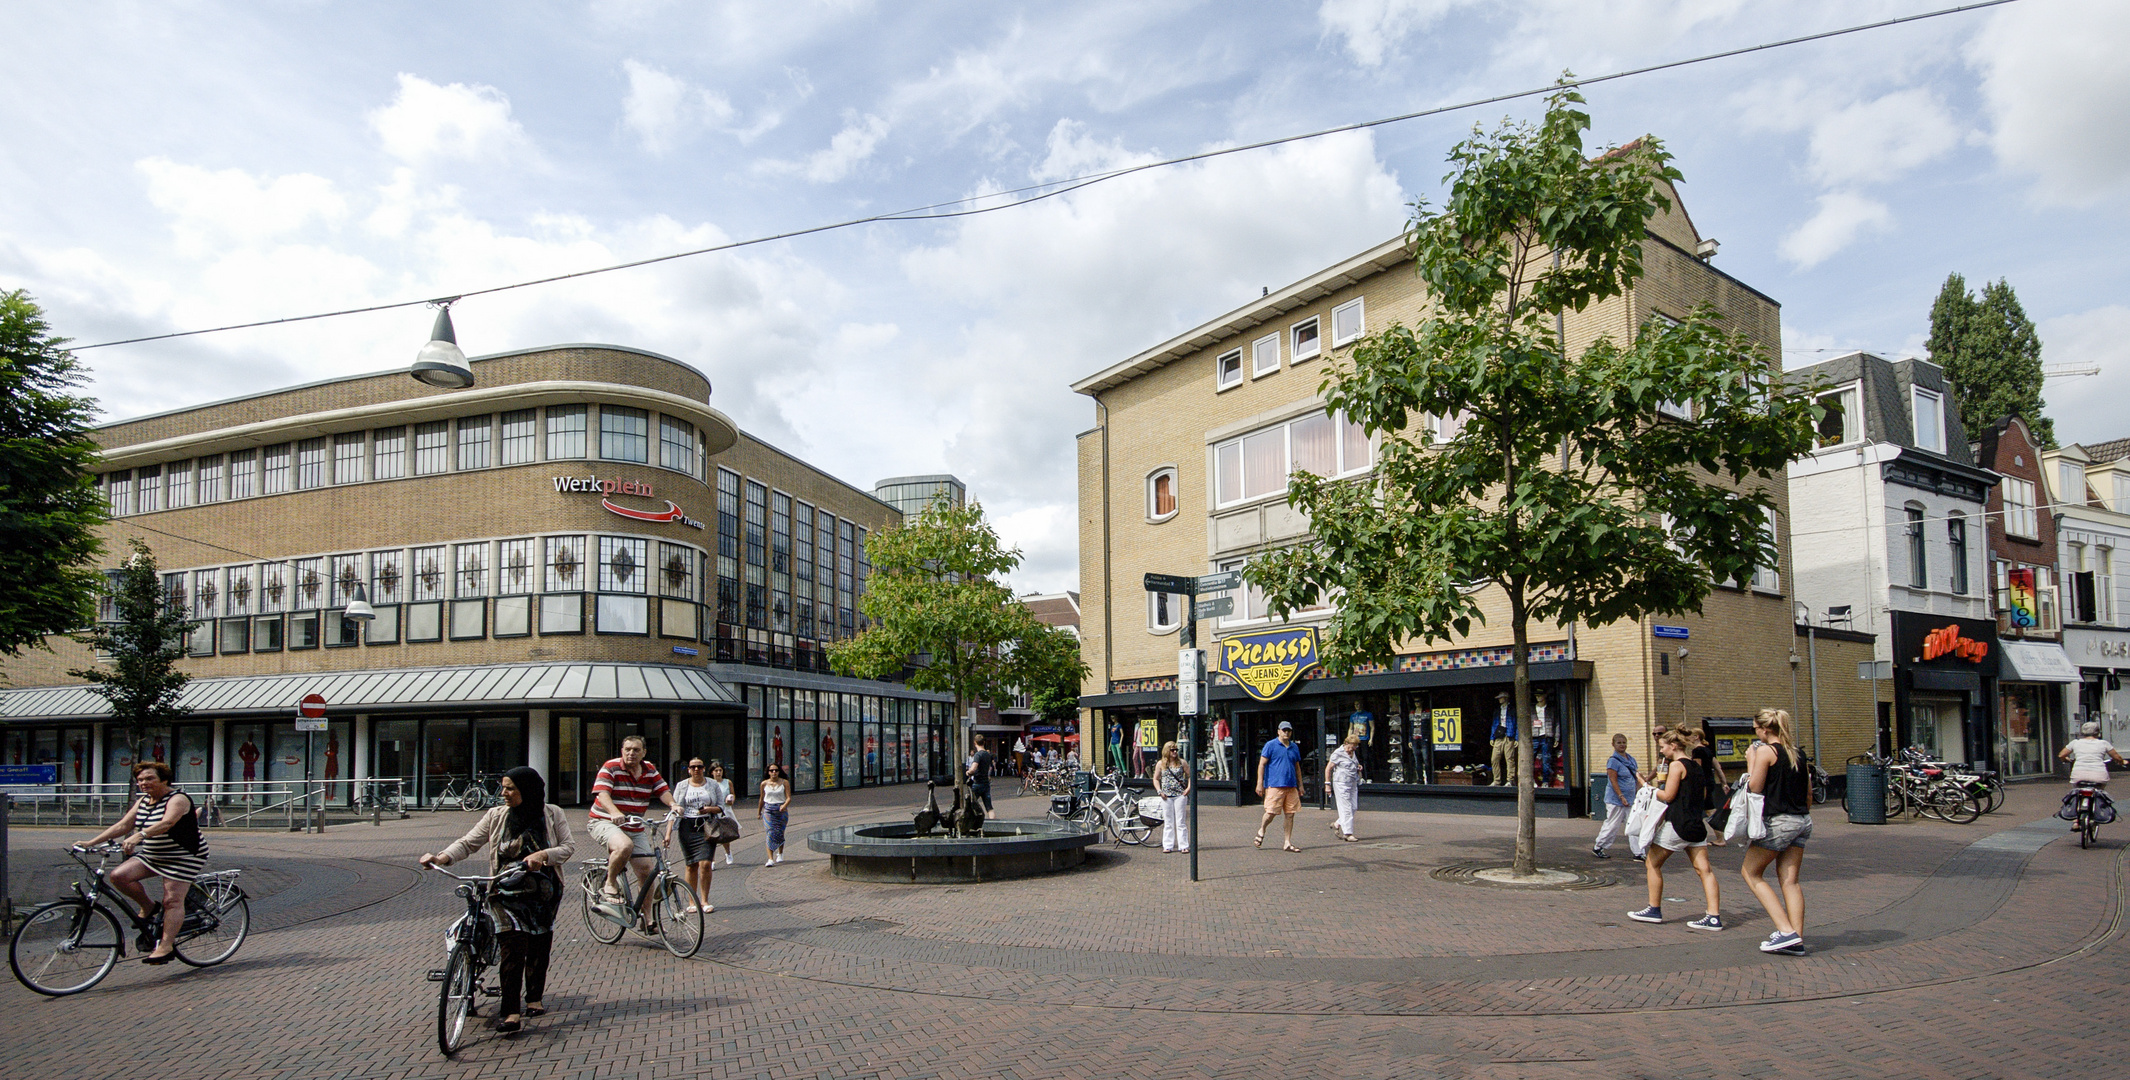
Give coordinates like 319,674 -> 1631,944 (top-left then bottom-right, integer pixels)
426,863 -> 502,884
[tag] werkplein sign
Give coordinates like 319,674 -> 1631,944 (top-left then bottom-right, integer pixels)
552,475 -> 705,530
1215,626 -> 1322,702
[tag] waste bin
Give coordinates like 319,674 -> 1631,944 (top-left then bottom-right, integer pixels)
1846,763 -> 1887,825
1589,772 -> 1610,817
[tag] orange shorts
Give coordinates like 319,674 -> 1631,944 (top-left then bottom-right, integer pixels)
1262,787 -> 1301,814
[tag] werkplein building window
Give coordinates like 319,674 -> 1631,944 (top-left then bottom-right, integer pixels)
412,421 -> 450,475
1214,411 -> 1371,508
196,456 -> 222,504
600,406 -> 650,464
295,438 -> 328,489
371,428 -> 405,480
457,415 -> 492,471
546,405 -> 588,460
2002,477 -> 2038,538
499,409 -> 537,465
261,446 -> 290,494
660,416 -> 699,476
1911,387 -> 1945,453
164,460 -> 192,508
229,448 -> 257,498
332,433 -> 365,484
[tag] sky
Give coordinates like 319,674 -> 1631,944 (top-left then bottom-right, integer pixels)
4,0 -> 2127,595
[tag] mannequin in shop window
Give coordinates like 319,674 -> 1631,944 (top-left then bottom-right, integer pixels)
1489,692 -> 1518,787
1531,697 -> 1553,787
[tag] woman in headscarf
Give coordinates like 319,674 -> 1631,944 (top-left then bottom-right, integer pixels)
422,766 -> 574,1035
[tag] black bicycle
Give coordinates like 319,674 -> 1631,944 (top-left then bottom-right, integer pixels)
2071,783 -> 2107,849
576,814 -> 703,958
426,864 -> 501,1056
9,842 -> 248,996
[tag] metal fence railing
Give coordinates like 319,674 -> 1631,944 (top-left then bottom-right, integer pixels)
0,777 -> 416,831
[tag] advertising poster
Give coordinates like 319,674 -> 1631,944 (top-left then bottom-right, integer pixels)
796,721 -> 817,791
1431,708 -> 1463,752
819,725 -> 838,787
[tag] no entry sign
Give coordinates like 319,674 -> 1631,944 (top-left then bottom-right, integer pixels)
297,692 -> 328,731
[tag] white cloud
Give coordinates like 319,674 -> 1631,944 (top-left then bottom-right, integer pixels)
621,59 -> 736,155
1318,0 -> 1474,68
1969,0 -> 2130,205
2039,304 -> 2130,446
1778,191 -> 1890,269
135,158 -> 347,254
1805,89 -> 1961,188
761,113 -> 889,183
1031,119 -> 1157,182
367,73 -> 532,166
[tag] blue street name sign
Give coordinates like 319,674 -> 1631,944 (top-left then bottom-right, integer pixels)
0,764 -> 59,785
1652,625 -> 1691,640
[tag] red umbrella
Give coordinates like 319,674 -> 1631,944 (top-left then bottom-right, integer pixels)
1032,733 -> 1062,743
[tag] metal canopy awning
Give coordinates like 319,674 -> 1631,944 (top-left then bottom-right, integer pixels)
0,662 -> 741,723
1999,642 -> 2081,684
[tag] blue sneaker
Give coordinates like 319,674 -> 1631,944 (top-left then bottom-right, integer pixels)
1760,931 -> 1804,954
1686,914 -> 1724,932
1627,906 -> 1663,923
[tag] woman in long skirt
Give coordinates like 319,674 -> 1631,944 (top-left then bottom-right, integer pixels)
1326,733 -> 1363,841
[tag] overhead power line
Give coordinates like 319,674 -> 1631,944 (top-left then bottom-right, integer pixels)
74,0 -> 2022,352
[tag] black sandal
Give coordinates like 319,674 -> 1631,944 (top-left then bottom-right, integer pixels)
142,952 -> 177,966
524,1005 -> 547,1017
495,1018 -> 522,1035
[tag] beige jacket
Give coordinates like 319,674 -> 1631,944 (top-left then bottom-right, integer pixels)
437,803 -> 576,875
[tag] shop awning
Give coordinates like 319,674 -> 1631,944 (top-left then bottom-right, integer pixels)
1999,642 -> 2081,684
0,662 -> 741,722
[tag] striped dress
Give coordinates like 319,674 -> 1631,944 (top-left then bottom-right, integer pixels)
135,789 -> 209,882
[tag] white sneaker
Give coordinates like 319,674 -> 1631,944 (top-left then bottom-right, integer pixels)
773,853 -> 783,864
724,853 -> 734,866
764,856 -> 775,866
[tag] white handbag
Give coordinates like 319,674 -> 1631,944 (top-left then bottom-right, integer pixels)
1744,791 -> 1769,840
1625,785 -> 1660,855
1723,790 -> 1758,842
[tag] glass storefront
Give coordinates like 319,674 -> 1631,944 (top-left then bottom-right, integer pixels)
1997,683 -> 2056,777
1,725 -> 92,786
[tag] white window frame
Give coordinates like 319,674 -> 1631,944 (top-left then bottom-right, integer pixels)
1215,348 -> 1244,392
1147,590 -> 1181,635
1290,316 -> 1321,363
2003,477 -> 2038,539
1331,299 -> 1364,348
1429,409 -> 1470,445
1748,506 -> 1781,593
1814,382 -> 1863,451
1911,386 -> 1945,453
2059,461 -> 2087,506
1251,333 -> 1280,379
1656,397 -> 1696,422
1215,557 -> 1329,627
1211,411 -> 1372,510
1145,466 -> 1179,523
2116,474 -> 2130,515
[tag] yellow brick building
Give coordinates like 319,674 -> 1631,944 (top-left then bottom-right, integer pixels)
1071,184 -> 1846,814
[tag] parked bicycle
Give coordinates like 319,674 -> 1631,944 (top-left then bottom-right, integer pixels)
1846,750 -> 1982,823
356,779 -> 411,814
1048,770 -> 1151,845
575,814 -> 702,958
425,864 -> 500,1056
1020,761 -> 1077,797
9,842 -> 248,996
430,775 -> 492,812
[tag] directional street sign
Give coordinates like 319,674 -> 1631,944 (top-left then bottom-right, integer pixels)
1143,572 -> 1196,594
1194,597 -> 1233,619
1194,571 -> 1242,593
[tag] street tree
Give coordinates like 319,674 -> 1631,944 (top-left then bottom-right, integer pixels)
0,289 -> 107,666
1247,88 -> 1819,876
71,539 -> 196,784
828,500 -> 1089,809
1926,273 -> 2051,447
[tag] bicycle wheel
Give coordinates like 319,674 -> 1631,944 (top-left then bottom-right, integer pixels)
10,900 -> 121,996
1932,787 -> 1982,825
175,884 -> 249,967
436,944 -> 478,1057
1108,800 -> 1151,845
1883,782 -> 1909,818
581,868 -> 625,945
656,878 -> 704,959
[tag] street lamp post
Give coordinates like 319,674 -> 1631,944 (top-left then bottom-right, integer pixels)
1795,601 -> 1821,764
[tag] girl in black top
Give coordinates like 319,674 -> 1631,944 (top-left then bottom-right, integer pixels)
1689,723 -> 1729,846
1629,729 -> 1724,930
1742,708 -> 1813,955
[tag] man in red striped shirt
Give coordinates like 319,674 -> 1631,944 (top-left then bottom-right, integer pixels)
588,735 -> 676,919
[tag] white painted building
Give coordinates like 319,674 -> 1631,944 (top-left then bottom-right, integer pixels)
2043,440 -> 2130,746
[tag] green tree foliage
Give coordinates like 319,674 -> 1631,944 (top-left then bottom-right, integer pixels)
1926,273 -> 2051,447
829,500 -> 1089,798
70,540 -> 196,775
0,289 -> 107,663
1248,89 -> 1819,875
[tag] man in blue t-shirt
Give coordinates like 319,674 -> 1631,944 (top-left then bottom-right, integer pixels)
1255,721 -> 1306,851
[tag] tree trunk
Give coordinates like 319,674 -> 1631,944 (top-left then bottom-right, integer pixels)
1510,587 -> 1536,877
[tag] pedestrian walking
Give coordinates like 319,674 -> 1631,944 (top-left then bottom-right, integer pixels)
1593,733 -> 1639,858
1155,740 -> 1192,853
421,766 -> 573,1034
1254,720 -> 1304,851
702,762 -> 741,866
1741,708 -> 1813,954
1688,722 -> 1730,847
1629,728 -> 1723,931
967,736 -> 995,812
1326,732 -> 1362,841
757,763 -> 792,865
670,759 -> 724,912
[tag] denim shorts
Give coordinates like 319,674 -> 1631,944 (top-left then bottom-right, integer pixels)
1751,813 -> 1813,853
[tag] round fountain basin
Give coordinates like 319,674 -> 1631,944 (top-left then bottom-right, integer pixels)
807,819 -> 1101,883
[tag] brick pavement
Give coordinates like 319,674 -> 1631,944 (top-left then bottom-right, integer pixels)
2,781 -> 2123,1079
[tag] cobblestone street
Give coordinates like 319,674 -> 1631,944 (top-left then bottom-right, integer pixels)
5,782 -> 2124,1079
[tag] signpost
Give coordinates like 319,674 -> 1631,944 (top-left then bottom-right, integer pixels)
1148,570 -> 1240,883
297,694 -> 327,833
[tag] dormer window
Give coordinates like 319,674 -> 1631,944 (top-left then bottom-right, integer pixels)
1911,387 -> 1944,453
1815,385 -> 1861,449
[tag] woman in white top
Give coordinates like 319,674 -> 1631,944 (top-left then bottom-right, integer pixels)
670,759 -> 725,913
1324,733 -> 1363,841
757,763 -> 792,865
704,762 -> 740,866
2058,722 -> 2127,786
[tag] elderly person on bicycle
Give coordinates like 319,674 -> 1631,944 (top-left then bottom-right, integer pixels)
82,761 -> 206,965
2060,722 -> 2125,787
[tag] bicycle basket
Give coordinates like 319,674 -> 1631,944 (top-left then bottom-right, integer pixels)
1051,794 -> 1079,818
2097,791 -> 2119,825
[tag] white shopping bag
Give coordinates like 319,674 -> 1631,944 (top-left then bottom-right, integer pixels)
1625,785 -> 1660,856
1723,790 -> 1759,843
1744,791 -> 1768,841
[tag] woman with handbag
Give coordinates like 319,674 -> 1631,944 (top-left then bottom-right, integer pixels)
1629,728 -> 1723,931
705,762 -> 742,866
421,766 -> 573,1035
672,759 -> 723,913
1741,708 -> 1813,955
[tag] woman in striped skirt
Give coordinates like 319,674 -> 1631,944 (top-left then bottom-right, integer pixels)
87,760 -> 208,964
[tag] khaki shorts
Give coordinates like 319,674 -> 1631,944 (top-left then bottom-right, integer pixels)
588,817 -> 655,859
1262,787 -> 1301,814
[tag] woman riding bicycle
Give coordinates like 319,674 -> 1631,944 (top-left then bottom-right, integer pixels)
82,760 -> 206,965
421,766 -> 574,1035
2059,722 -> 2126,787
